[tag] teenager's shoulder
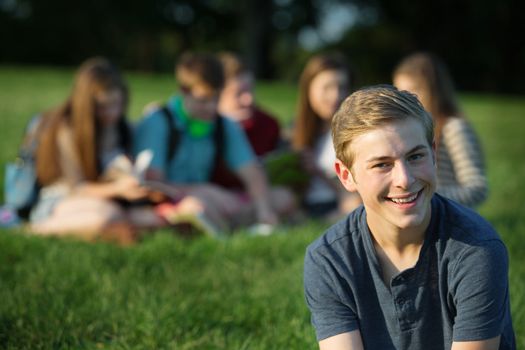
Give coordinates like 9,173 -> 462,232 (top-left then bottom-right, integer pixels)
306,206 -> 365,255
433,194 -> 499,243
443,116 -> 467,128
135,105 -> 166,129
442,117 -> 480,140
220,115 -> 254,142
137,96 -> 176,121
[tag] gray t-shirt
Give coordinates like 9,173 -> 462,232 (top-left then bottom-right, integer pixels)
304,194 -> 515,349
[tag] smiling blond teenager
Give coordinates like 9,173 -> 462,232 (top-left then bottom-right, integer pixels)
304,85 -> 515,350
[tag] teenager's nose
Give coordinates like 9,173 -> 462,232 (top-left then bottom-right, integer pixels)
392,161 -> 415,189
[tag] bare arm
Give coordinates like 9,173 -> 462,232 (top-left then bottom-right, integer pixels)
56,125 -> 148,201
319,331 -> 364,350
142,168 -> 189,199
73,176 -> 149,201
451,336 -> 500,350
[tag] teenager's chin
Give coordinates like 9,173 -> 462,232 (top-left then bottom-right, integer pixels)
395,215 -> 428,230
393,204 -> 432,230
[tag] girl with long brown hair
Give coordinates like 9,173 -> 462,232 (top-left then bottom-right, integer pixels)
292,53 -> 361,220
393,52 -> 488,207
29,57 -> 162,243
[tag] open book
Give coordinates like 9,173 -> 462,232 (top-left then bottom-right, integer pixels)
103,149 -> 183,200
103,149 -> 152,182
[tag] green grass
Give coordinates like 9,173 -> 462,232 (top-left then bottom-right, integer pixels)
0,225 -> 323,349
0,65 -> 524,348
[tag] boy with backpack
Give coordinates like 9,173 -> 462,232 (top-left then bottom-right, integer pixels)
133,52 -> 295,235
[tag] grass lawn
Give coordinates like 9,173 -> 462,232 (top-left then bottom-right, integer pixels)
0,65 -> 524,349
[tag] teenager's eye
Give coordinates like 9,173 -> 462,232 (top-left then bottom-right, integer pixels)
373,163 -> 390,169
408,153 -> 425,162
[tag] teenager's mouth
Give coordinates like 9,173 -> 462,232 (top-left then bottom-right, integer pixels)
386,189 -> 422,204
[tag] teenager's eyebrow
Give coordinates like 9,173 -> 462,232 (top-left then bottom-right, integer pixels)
406,145 -> 429,154
365,144 -> 429,163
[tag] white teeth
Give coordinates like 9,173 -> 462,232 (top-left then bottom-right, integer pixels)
390,193 -> 418,204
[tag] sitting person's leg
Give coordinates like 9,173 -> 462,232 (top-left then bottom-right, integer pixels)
190,184 -> 299,230
153,183 -> 298,234
126,205 -> 165,231
268,185 -> 298,219
164,184 -> 251,230
154,188 -> 231,235
30,196 -> 131,242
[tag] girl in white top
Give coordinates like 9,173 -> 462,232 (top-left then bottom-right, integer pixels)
292,53 -> 361,220
393,52 -> 488,207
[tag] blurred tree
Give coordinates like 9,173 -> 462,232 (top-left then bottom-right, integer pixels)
333,0 -> 525,93
0,0 -> 321,78
0,0 -> 523,92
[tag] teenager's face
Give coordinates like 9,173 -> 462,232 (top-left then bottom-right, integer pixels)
182,84 -> 220,122
95,89 -> 124,126
218,73 -> 254,121
393,74 -> 430,112
335,118 -> 436,233
308,69 -> 349,121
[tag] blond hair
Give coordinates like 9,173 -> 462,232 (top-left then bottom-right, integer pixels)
332,85 -> 434,168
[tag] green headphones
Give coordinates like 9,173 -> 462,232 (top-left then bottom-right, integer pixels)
174,96 -> 214,138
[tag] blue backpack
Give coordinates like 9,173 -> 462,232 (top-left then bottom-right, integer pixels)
4,115 -> 42,217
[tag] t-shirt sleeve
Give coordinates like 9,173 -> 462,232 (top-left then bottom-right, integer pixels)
223,118 -> 256,170
133,111 -> 169,174
451,240 -> 510,341
304,245 -> 359,341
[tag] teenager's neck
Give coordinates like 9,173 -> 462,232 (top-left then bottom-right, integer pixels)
366,212 -> 429,253
366,212 -> 430,284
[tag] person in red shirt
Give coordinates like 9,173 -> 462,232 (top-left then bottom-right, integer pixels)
215,52 -> 282,189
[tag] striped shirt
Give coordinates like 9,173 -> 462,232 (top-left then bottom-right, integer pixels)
436,117 -> 488,207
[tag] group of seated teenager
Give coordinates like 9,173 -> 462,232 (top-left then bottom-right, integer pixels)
17,50 -> 487,244
7,47 -> 512,349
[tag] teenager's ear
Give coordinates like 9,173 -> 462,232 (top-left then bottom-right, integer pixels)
335,159 -> 357,192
